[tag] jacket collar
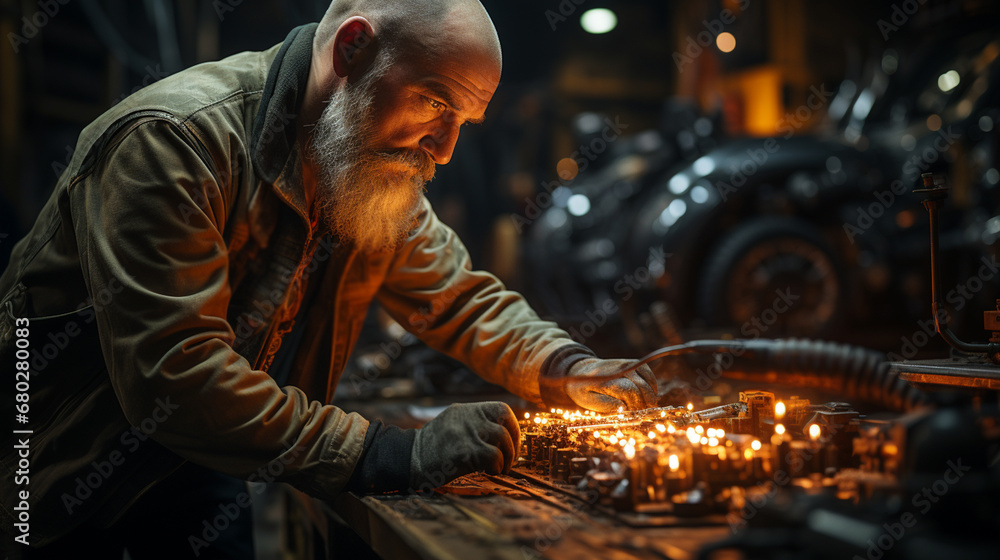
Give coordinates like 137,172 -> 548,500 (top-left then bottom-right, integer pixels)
250,23 -> 317,217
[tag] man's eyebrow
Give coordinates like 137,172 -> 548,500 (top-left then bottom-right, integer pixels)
421,82 -> 461,110
421,82 -> 486,124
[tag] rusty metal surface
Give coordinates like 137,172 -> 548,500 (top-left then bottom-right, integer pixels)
892,359 -> 1000,389
333,473 -> 731,560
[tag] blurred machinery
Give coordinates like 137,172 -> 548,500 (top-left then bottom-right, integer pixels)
513,387 -> 999,559
338,335 -> 1000,560
524,26 -> 1000,352
498,174 -> 1000,558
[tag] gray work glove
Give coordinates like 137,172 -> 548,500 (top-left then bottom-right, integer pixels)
562,358 -> 658,412
410,402 -> 520,491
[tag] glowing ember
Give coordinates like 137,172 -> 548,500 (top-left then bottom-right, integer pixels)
809,423 -> 821,440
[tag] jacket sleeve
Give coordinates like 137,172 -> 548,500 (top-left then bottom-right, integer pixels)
69,118 -> 366,499
376,198 -> 594,406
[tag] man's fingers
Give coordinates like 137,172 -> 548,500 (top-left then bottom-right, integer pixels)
482,421 -> 516,472
481,401 -> 520,469
580,391 -> 625,413
634,364 -> 658,393
493,403 -> 522,454
605,377 -> 647,410
484,443 -> 506,474
627,369 -> 658,408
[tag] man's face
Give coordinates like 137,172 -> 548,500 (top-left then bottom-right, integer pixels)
307,38 -> 501,253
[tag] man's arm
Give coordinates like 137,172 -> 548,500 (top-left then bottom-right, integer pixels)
376,198 -> 593,405
70,118 -> 367,499
376,198 -> 656,411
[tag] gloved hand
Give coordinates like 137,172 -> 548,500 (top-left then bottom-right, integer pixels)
562,358 -> 658,412
410,401 -> 520,490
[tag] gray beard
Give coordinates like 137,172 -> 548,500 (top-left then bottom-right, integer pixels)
307,55 -> 436,253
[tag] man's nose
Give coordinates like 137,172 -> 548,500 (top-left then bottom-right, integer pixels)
419,120 -> 460,165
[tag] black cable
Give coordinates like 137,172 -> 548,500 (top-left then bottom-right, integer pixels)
584,338 -> 930,412
592,339 -> 774,379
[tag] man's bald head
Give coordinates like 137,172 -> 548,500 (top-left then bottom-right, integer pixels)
302,0 -> 503,253
313,0 -> 501,71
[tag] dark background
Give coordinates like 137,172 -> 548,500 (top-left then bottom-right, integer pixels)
2,0 -> 999,348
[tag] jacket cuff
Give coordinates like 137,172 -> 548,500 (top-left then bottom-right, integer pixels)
538,343 -> 596,409
345,420 -> 417,494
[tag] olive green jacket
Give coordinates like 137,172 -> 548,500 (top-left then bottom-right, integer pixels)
0,24 -> 586,546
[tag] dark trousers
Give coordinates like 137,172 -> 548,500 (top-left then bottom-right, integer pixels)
21,462 -> 255,559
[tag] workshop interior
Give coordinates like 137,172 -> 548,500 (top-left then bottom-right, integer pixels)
2,0 -> 1000,558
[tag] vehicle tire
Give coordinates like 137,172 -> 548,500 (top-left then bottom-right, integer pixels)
697,217 -> 843,337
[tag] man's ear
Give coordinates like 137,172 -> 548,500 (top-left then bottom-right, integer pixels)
332,16 -> 375,78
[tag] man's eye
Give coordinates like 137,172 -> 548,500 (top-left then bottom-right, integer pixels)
425,97 -> 446,111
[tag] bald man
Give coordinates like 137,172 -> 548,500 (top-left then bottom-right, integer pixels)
0,0 -> 656,557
